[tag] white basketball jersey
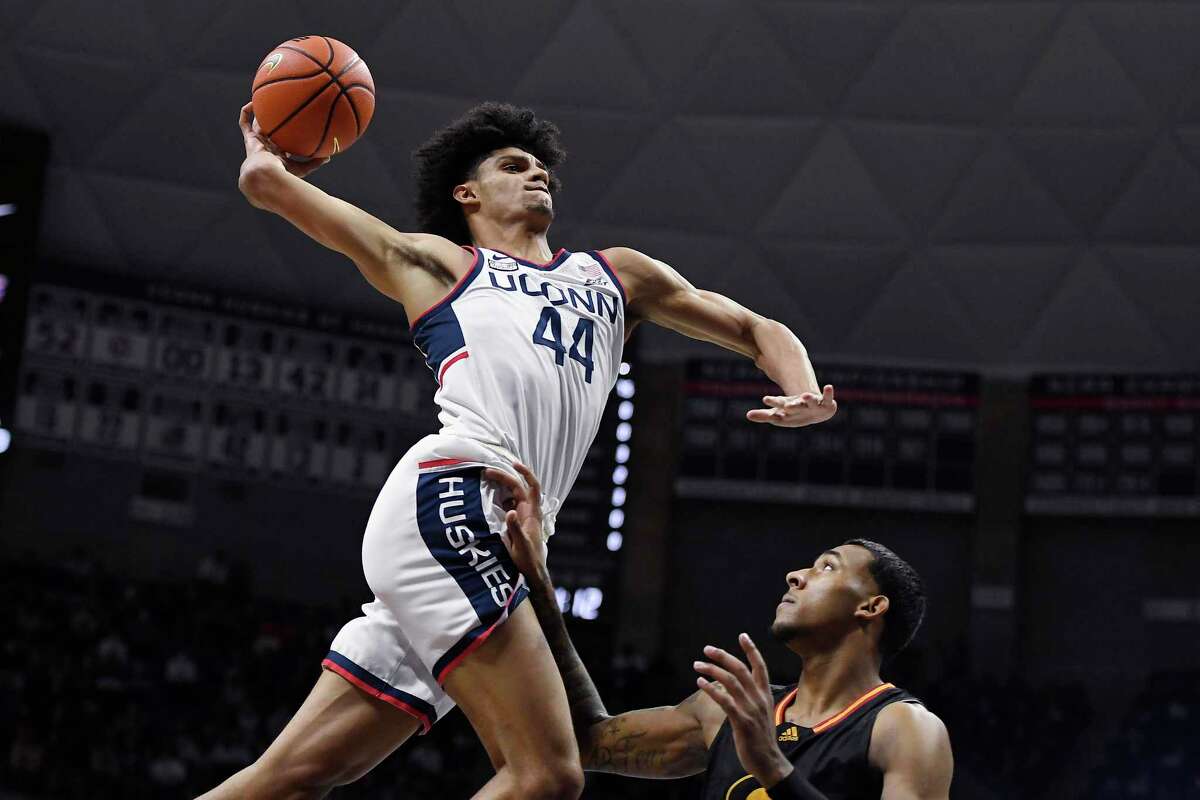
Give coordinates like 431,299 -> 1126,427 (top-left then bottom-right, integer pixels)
410,247 -> 626,530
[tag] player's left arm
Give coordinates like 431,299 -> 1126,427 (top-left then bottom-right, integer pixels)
603,247 -> 835,427
868,702 -> 954,800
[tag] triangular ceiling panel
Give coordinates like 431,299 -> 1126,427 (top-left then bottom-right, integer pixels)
602,0 -> 732,93
681,7 -> 823,116
1010,9 -> 1148,124
1102,246 -> 1200,367
841,256 -> 982,363
758,1 -> 905,110
760,242 -> 907,351
925,2 -> 1060,109
844,11 -> 987,123
589,122 -> 729,232
544,109 -> 657,219
1086,2 -> 1200,113
1098,139 -> 1200,244
360,0 -> 474,98
677,116 -> 823,229
84,174 -> 229,273
929,245 -> 1078,361
759,127 -> 907,242
15,48 -> 159,167
443,0 -> 576,98
177,201 -> 297,301
37,167 -> 126,269
844,122 -> 983,234
514,0 -> 654,111
18,0 -> 163,64
91,80 -> 230,192
1013,252 -> 1175,368
1011,129 -> 1155,232
931,139 -> 1077,243
186,2 -> 317,72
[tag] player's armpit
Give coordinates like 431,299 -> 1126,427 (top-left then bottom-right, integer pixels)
581,690 -> 724,778
237,165 -> 469,307
869,703 -> 953,800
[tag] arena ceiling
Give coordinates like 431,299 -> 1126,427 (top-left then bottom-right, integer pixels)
4,0 -> 1200,370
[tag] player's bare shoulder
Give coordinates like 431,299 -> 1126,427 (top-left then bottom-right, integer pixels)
597,247 -> 689,317
868,699 -> 952,772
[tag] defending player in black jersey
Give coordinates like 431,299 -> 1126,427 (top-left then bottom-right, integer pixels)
486,463 -> 953,800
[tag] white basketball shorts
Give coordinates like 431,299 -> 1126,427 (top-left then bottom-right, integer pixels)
323,434 -> 529,733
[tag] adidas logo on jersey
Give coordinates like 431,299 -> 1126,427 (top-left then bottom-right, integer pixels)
778,726 -> 799,742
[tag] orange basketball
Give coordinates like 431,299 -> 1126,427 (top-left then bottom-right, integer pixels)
251,36 -> 375,160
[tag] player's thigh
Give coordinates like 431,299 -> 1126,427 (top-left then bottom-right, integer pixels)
442,601 -> 577,772
257,668 -> 422,788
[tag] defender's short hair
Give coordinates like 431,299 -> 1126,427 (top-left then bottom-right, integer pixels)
412,102 -> 566,244
844,539 -> 926,660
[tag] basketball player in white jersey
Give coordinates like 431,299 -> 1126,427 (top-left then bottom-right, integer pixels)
200,101 -> 836,800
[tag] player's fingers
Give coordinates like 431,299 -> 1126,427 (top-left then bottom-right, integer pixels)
512,461 -> 542,504
703,645 -> 756,691
738,633 -> 772,691
762,396 -> 787,408
694,660 -> 751,709
746,408 -> 779,424
483,467 -> 526,501
696,677 -> 738,717
820,385 -> 835,404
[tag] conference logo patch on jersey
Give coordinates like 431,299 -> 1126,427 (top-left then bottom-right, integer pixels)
486,253 -> 519,272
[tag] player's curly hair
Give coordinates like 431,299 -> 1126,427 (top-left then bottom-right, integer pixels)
844,539 -> 926,661
412,102 -> 567,245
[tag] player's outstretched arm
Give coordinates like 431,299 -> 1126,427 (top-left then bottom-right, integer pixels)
235,102 -> 469,312
485,463 -> 724,779
603,247 -> 836,428
870,702 -> 953,800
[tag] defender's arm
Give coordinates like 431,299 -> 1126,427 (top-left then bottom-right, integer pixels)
869,702 -> 954,800
603,247 -> 834,425
485,463 -> 724,778
236,103 -> 468,312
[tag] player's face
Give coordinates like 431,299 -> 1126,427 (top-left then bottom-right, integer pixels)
770,544 -> 877,644
469,147 -> 554,223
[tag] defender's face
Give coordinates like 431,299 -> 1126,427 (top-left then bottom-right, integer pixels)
771,544 -> 877,642
468,146 -> 554,220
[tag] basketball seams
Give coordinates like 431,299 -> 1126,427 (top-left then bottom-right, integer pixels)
340,92 -> 361,136
321,36 -> 335,68
253,68 -> 327,92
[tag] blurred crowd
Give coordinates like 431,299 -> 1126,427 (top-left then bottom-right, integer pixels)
1084,670 -> 1200,799
2,551 -> 1195,799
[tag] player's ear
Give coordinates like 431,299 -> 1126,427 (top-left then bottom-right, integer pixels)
854,594 -> 888,623
453,182 -> 478,208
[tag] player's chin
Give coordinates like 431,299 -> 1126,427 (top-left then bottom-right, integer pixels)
769,613 -> 801,642
524,199 -> 554,219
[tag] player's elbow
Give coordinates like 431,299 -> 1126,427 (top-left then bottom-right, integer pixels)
238,164 -> 281,210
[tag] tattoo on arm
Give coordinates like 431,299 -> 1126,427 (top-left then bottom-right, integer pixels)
585,715 -> 710,778
527,574 -> 609,731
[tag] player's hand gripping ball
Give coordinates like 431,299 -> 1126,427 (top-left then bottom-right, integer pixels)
251,36 -> 375,161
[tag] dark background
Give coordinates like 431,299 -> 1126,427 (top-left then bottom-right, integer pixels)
3,2 -> 1200,798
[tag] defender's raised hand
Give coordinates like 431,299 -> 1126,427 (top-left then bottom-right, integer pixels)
695,634 -> 796,789
747,384 -> 837,428
238,101 -> 329,180
483,461 -> 549,583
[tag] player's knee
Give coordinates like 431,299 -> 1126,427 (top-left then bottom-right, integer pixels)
514,756 -> 584,800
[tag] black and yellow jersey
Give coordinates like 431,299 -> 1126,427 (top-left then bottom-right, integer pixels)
699,682 -> 921,800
